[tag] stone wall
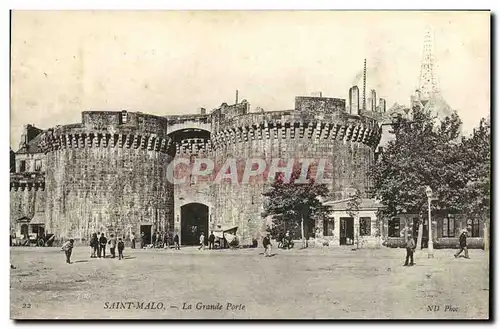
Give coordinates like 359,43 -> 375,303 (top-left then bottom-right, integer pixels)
211,109 -> 380,244
10,183 -> 46,235
39,111 -> 175,241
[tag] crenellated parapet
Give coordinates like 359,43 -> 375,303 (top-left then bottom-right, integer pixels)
211,119 -> 381,149
39,131 -> 175,154
175,138 -> 213,155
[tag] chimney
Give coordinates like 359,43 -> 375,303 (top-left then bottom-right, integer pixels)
235,90 -> 239,104
362,59 -> 367,111
199,107 -> 207,115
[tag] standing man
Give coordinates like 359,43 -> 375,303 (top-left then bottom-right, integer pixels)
198,232 -> 205,250
117,237 -> 125,260
404,235 -> 416,266
263,232 -> 272,257
151,231 -> 157,248
90,233 -> 98,258
140,232 -> 145,249
61,239 -> 74,264
455,229 -> 470,259
108,234 -> 117,258
99,233 -> 107,258
173,233 -> 180,250
208,231 -> 215,250
130,232 -> 136,249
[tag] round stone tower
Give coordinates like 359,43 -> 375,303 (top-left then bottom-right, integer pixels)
211,98 -> 381,244
40,111 -> 175,241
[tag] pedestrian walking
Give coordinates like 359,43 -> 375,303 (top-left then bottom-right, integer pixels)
208,231 -> 215,250
404,235 -> 416,266
61,239 -> 74,264
163,231 -> 169,249
174,234 -> 180,250
454,229 -> 470,259
198,232 -> 205,250
108,234 -> 117,258
118,237 -> 125,260
263,233 -> 272,257
99,233 -> 107,258
130,232 -> 136,249
90,233 -> 98,258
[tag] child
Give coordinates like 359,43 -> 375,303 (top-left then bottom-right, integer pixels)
61,239 -> 75,264
117,237 -> 125,260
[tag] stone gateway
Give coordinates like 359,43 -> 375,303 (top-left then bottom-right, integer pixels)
10,91 -> 384,246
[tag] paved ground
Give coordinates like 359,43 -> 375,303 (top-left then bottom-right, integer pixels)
10,245 -> 489,319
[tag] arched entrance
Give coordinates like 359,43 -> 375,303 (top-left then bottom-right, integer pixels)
181,203 -> 209,245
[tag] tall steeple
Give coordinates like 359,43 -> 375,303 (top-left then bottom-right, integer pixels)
412,27 -> 453,120
417,27 -> 439,101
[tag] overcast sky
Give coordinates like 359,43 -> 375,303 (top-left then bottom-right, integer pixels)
10,10 -> 490,149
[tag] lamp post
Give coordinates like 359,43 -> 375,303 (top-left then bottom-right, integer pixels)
425,186 -> 434,258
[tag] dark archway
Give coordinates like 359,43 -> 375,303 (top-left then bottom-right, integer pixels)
181,203 -> 209,246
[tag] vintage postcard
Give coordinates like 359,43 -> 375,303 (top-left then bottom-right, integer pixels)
9,10 -> 490,320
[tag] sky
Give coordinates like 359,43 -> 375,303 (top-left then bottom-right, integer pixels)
10,10 -> 490,150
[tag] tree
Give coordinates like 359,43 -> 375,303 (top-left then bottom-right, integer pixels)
371,106 -> 464,219
372,106 -> 491,249
262,166 -> 329,248
456,117 -> 491,248
346,189 -> 361,248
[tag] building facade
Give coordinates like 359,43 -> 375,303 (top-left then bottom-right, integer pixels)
10,86 -> 385,246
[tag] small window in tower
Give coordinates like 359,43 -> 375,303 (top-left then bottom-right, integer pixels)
120,111 -> 128,124
19,160 -> 26,173
34,159 -> 42,172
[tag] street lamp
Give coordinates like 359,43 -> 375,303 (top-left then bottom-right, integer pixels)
425,186 -> 434,258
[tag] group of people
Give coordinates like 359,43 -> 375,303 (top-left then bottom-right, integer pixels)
129,232 -> 181,250
89,232 -> 125,260
59,227 -> 472,265
197,231 -> 216,250
404,228 -> 470,266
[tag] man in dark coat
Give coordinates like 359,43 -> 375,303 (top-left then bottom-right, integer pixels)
90,233 -> 99,258
404,235 -> 416,266
173,234 -> 180,250
99,233 -> 107,258
263,233 -> 272,257
208,231 -> 216,250
117,238 -> 125,260
454,229 -> 470,259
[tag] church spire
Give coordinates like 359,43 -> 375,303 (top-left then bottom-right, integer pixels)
417,27 -> 439,101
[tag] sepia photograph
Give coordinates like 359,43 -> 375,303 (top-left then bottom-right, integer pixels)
9,10 -> 491,320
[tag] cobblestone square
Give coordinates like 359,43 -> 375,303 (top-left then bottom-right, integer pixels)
10,246 -> 490,319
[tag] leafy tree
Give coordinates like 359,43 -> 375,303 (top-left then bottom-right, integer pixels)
346,189 -> 362,248
262,165 -> 329,247
372,106 -> 491,248
371,106 -> 464,219
456,117 -> 491,247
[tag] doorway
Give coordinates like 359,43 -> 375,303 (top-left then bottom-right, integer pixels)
340,217 -> 354,245
140,225 -> 152,245
181,203 -> 209,246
